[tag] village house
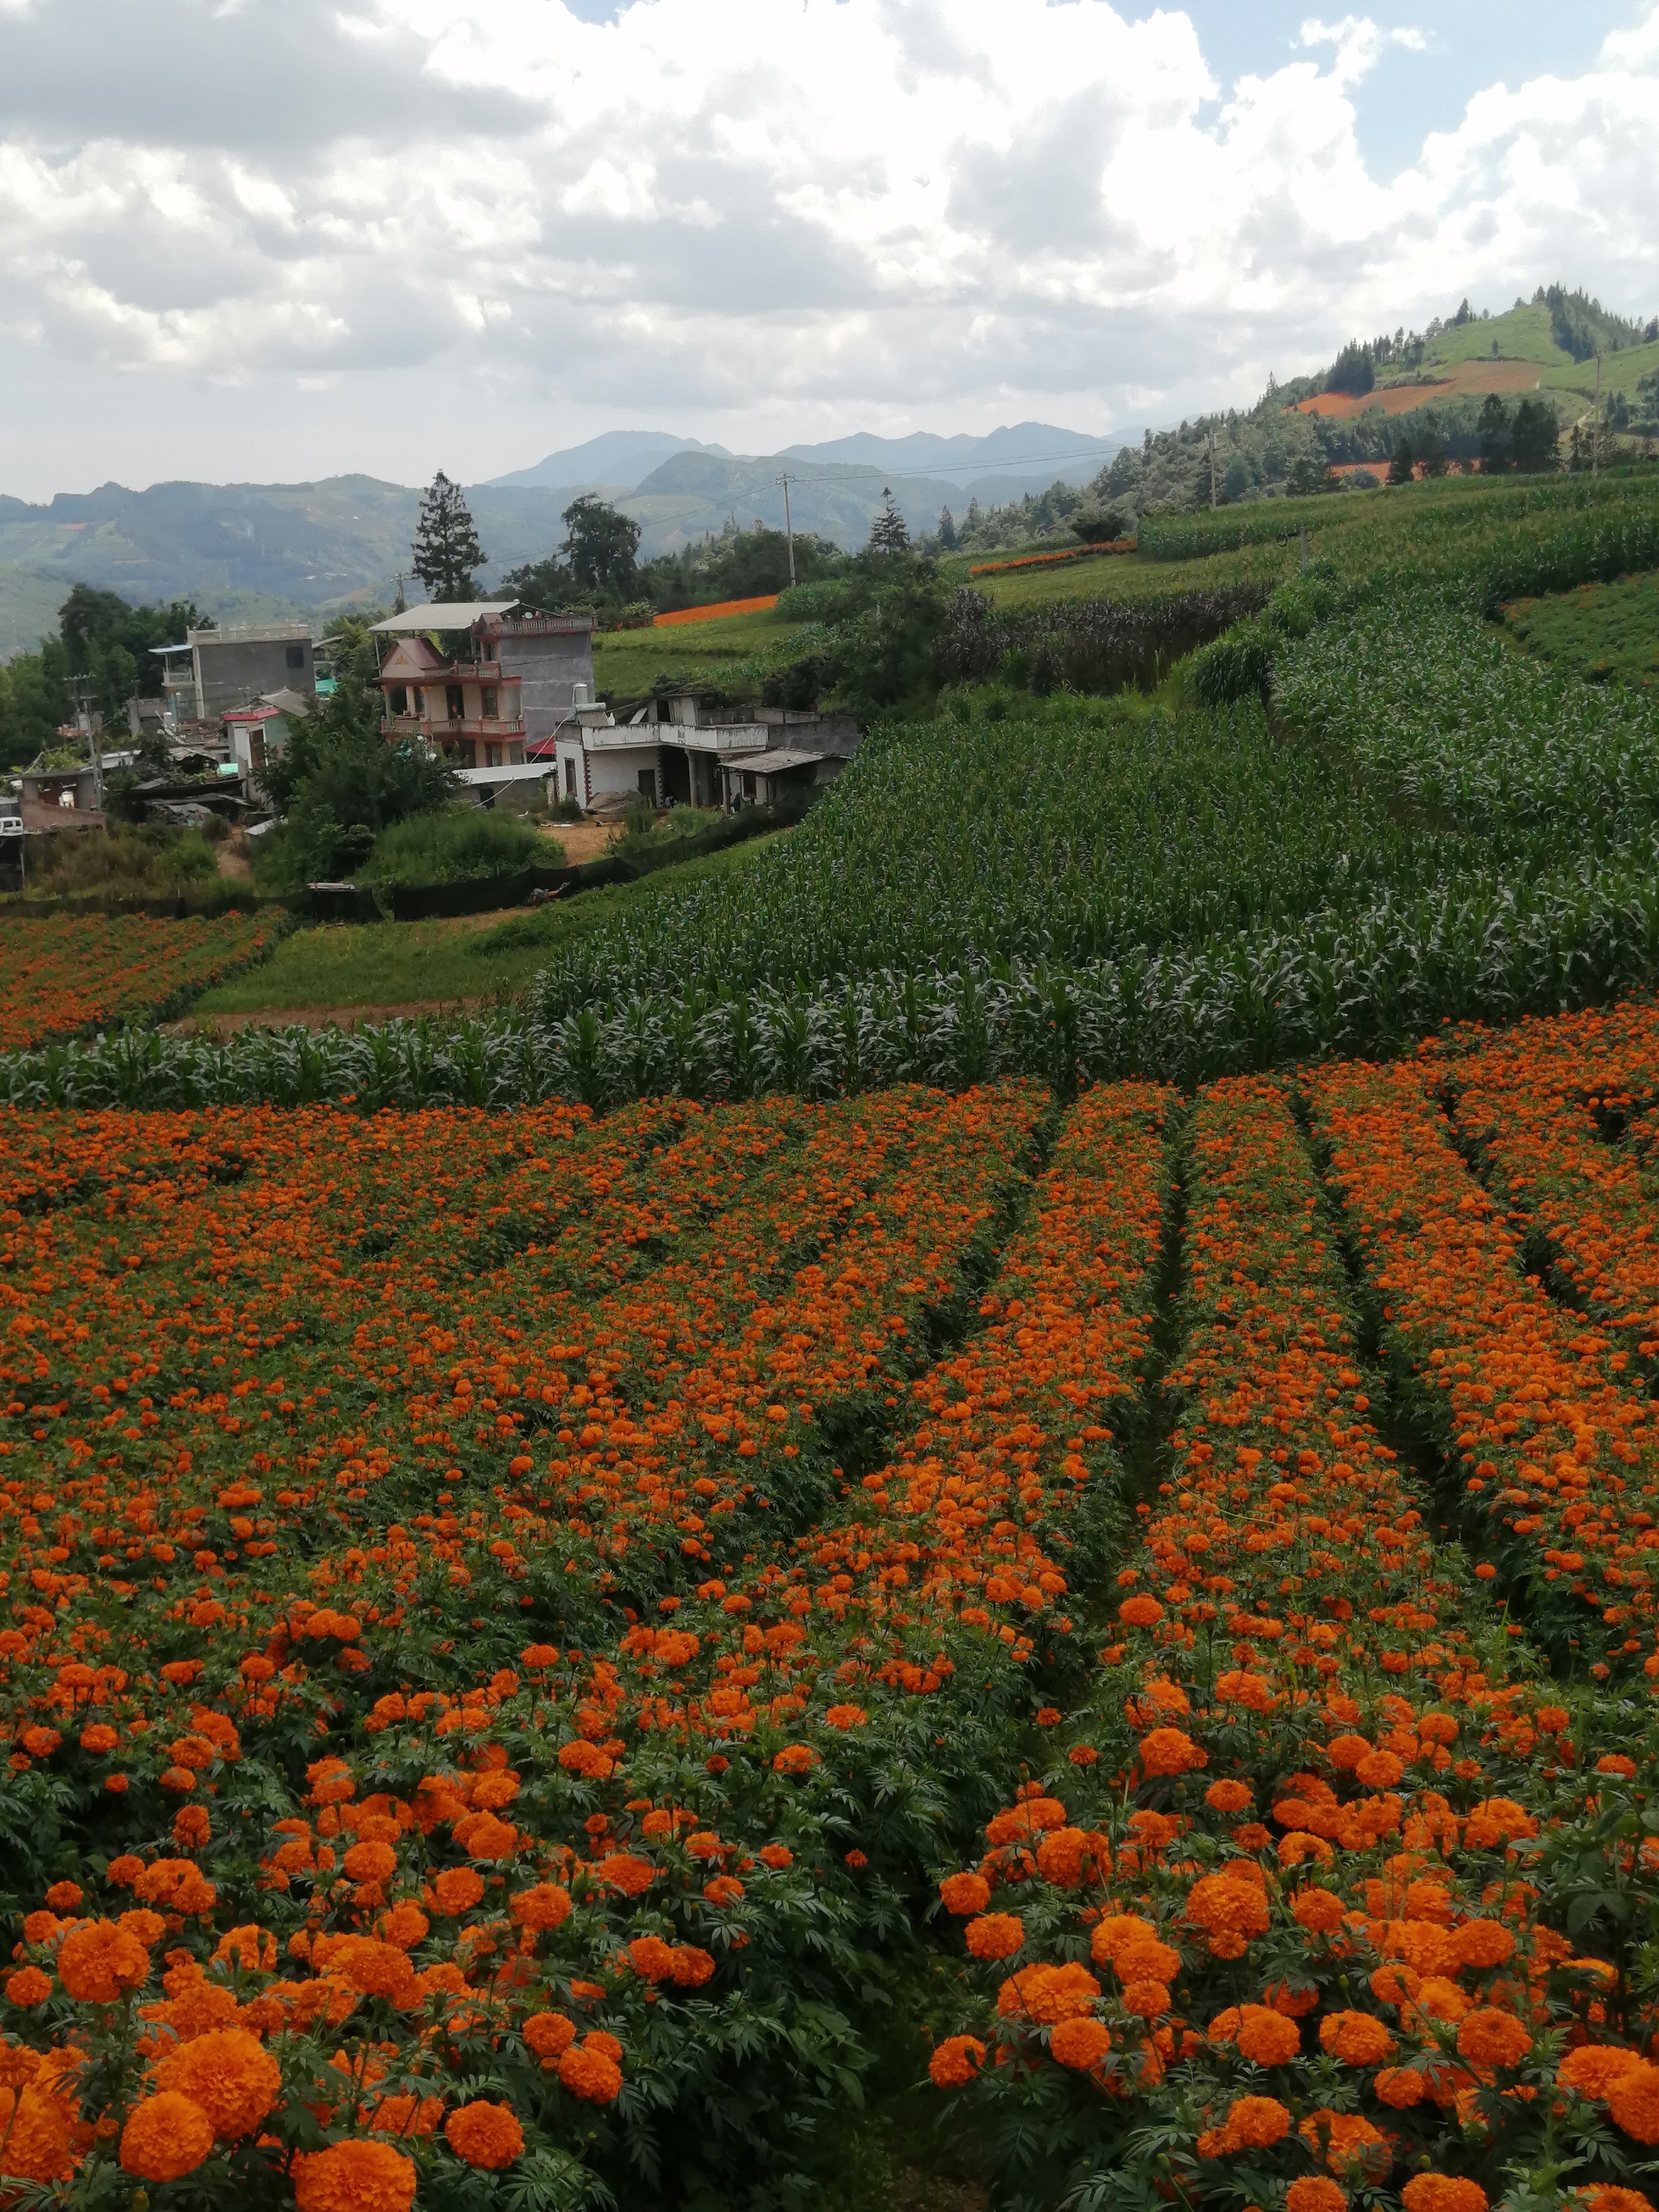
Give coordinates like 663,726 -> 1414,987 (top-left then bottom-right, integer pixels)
369,602 -> 600,773
547,690 -> 862,815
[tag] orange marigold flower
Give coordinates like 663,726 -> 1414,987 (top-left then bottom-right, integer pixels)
1050,2017 -> 1110,2071
445,2101 -> 524,2170
1299,2108 -> 1390,2179
0,2081 -> 74,2184
1608,2063 -> 1659,2145
1035,1827 -> 1098,1888
1452,1920 -> 1515,1970
56,1920 -> 150,2003
508,1883 -> 572,1932
1573,2191 -> 1657,2212
966,1914 -> 1024,1961
556,1740 -> 613,1778
997,1962 -> 1101,2024
1185,1873 -> 1269,1943
523,2011 -> 578,2065
668,1946 -> 715,1987
1287,2183 -> 1347,2212
1401,2177 -> 1489,2212
119,2092 -> 214,2182
1558,2046 -> 1647,2098
1118,1595 -> 1163,1626
433,1867 -> 486,1915
772,1744 -> 817,1776
1205,1781 -> 1253,1815
1139,1728 -> 1206,1776
1292,1886 -> 1346,1934
154,2028 -> 282,2141
1597,1755 -> 1638,1778
1456,2007 -> 1530,2069
824,1704 -> 867,1729
1114,1938 -> 1180,1985
557,2039 -> 623,2103
1375,2067 -> 1426,2108
1224,2004 -> 1302,2066
1121,1979 -> 1171,2019
1319,2011 -> 1395,2066
1089,1913 -> 1157,1965
41,1884 -> 81,1912
4,1968 -> 52,2007
627,1937 -> 677,1983
759,1844 -> 793,1870
1225,2094 -> 1291,2148
594,1853 -> 655,1896
292,2139 -> 417,2212
342,1840 -> 397,1885
929,2035 -> 987,2088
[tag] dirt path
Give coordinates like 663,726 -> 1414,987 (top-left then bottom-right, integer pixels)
544,821 -> 618,865
169,1000 -> 491,1037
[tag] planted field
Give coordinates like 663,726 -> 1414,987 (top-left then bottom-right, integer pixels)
3,1001 -> 1658,2210
0,911 -> 279,1049
1505,570 -> 1659,690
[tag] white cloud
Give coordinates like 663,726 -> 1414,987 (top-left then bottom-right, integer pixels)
0,0 -> 1655,493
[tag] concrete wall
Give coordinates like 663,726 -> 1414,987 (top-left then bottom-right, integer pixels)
554,738 -> 661,811
193,633 -> 315,721
498,629 -> 596,745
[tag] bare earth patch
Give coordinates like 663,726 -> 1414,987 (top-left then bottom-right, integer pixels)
169,999 -> 486,1036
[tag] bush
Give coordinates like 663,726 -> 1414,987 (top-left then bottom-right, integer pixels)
1185,621 -> 1275,707
363,808 -> 548,900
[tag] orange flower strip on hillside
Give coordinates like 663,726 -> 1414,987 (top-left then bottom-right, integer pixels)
0,910 -> 278,1049
1312,1058 -> 1659,1667
926,1079 -> 1658,2211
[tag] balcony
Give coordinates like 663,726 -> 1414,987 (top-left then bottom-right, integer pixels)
382,715 -> 526,741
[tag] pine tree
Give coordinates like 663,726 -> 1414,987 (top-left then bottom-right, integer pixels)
1386,438 -> 1414,487
867,488 -> 910,554
411,471 -> 487,603
937,506 -> 958,551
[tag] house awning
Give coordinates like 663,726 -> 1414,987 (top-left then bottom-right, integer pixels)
722,749 -> 826,774
370,601 -> 520,633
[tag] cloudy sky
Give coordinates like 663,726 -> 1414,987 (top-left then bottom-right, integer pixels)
1,0 -> 1656,498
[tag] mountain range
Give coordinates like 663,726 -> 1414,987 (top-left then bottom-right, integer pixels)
0,420 -> 1123,655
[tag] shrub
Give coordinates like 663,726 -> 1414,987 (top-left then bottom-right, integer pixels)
363,808 -> 546,897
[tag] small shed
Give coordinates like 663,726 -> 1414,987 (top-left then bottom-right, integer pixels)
718,749 -> 846,809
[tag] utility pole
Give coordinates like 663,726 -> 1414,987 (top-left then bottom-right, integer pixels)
1593,352 -> 1602,479
775,474 -> 797,587
68,674 -> 102,814
1207,430 -> 1218,509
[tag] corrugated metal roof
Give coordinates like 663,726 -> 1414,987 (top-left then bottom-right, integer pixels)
370,601 -> 520,633
724,749 -> 826,773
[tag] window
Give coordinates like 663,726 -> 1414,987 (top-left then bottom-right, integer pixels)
447,686 -> 464,722
413,689 -> 425,718
563,758 -> 576,797
637,769 -> 656,800
285,645 -> 305,670
482,687 -> 497,720
486,744 -> 502,768
390,686 -> 408,716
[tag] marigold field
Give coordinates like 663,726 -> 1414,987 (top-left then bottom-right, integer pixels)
0,913 -> 279,1052
1,1001 -> 1658,2212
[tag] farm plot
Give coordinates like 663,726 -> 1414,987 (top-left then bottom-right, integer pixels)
3,1009 -> 1659,2211
0,911 -> 279,1049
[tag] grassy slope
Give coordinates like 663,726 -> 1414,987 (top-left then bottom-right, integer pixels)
1505,569 -> 1659,689
188,835 -> 787,1016
591,605 -> 817,700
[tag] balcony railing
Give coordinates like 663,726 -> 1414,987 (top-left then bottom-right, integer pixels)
382,715 -> 526,740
